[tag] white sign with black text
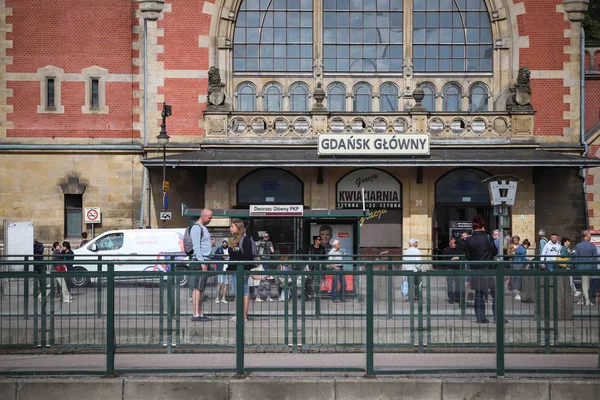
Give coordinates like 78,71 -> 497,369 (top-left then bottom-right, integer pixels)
249,205 -> 304,217
318,133 -> 430,156
84,207 -> 101,224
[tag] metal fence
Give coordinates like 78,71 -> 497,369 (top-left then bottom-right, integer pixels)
0,256 -> 598,376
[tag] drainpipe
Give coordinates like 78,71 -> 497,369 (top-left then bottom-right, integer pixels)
580,26 -> 590,229
139,18 -> 149,229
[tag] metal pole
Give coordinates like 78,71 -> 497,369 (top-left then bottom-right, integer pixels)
162,144 -> 166,228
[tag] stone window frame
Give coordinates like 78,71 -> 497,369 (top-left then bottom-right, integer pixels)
37,65 -> 64,114
82,66 -> 109,114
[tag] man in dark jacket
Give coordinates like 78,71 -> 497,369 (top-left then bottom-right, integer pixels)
307,235 -> 327,300
575,230 -> 597,306
33,238 -> 45,296
463,215 -> 498,324
442,237 -> 465,304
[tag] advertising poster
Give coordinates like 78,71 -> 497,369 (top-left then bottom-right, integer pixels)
310,223 -> 354,291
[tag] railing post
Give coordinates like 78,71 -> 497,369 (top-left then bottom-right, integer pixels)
106,262 -> 115,376
365,262 -> 374,377
417,271 -> 424,354
543,275 -> 551,354
409,274 -> 415,346
300,273 -> 306,346
96,256 -> 102,318
552,276 -> 559,345
536,274 -> 542,345
291,270 -> 298,350
159,269 -> 165,345
315,263 -> 321,319
387,259 -> 393,319
426,273 -> 431,346
23,256 -> 29,320
496,264 -> 505,377
40,261 -> 47,352
166,264 -> 174,354
235,266 -> 245,377
460,263 -> 467,317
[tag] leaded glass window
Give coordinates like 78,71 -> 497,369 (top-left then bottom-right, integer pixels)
327,82 -> 346,112
353,82 -> 372,112
290,82 -> 310,111
421,82 -> 437,111
413,0 -> 492,72
469,83 -> 488,112
237,82 -> 257,111
233,0 -> 313,72
323,0 -> 403,72
443,83 -> 462,112
379,82 -> 398,112
264,82 -> 283,111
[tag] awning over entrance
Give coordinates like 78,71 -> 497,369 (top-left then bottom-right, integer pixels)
142,147 -> 600,168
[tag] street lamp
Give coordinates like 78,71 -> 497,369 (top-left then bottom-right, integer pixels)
156,103 -> 172,228
482,175 -> 522,256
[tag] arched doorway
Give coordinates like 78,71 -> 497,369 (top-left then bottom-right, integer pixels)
433,168 -> 497,253
236,168 -> 304,255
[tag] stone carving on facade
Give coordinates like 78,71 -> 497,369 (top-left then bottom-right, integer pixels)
506,67 -> 534,112
563,0 -> 590,22
138,0 -> 165,21
206,66 -> 230,110
313,58 -> 324,86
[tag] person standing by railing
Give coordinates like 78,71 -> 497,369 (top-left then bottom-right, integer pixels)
328,239 -> 347,303
463,215 -> 498,324
307,235 -> 327,301
229,218 -> 253,322
191,208 -> 214,322
511,239 -> 530,301
403,238 -> 422,301
575,230 -> 597,306
442,237 -> 464,304
541,233 -> 561,271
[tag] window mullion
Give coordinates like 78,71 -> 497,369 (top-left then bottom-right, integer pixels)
403,0 -> 413,71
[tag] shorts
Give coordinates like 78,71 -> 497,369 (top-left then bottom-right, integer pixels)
231,275 -> 249,296
217,273 -> 230,284
193,275 -> 208,292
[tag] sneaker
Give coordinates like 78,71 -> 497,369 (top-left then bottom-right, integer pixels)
191,315 -> 202,321
199,315 -> 212,321
215,298 -> 220,304
514,295 -> 521,301
221,298 -> 228,304
255,298 -> 263,302
574,291 -> 581,297
63,299 -> 73,303
577,300 -> 584,305
268,298 -> 274,302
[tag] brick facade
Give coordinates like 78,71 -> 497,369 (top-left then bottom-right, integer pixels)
0,0 -> 596,247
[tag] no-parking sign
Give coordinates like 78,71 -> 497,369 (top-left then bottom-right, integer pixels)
85,207 -> 101,224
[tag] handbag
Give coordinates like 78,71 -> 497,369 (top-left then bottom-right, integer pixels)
56,265 -> 67,272
555,256 -> 569,269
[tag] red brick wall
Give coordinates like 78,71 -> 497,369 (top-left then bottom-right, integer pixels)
158,0 -> 213,136
530,79 -> 569,136
5,0 -> 138,138
517,1 -> 570,137
585,52 -> 592,72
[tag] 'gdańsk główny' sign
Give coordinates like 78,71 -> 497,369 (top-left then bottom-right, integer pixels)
318,133 -> 430,156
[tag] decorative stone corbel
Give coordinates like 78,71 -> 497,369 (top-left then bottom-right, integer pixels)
563,0 -> 590,22
138,0 -> 165,21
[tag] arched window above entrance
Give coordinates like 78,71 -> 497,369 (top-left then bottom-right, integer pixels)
237,168 -> 304,206
435,168 -> 491,205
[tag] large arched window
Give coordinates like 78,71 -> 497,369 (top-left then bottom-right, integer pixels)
237,168 -> 303,205
233,0 -> 313,72
237,82 -> 256,111
412,0 -> 492,72
290,82 -> 310,112
469,83 -> 488,112
264,82 -> 283,112
327,82 -> 346,112
379,83 -> 398,112
353,83 -> 372,112
443,83 -> 462,112
322,0 -> 403,72
421,82 -> 437,112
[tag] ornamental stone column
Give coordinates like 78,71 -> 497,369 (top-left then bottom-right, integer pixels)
563,0 -> 589,22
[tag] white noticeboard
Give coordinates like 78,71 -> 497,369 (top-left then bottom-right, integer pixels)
85,207 -> 101,224
3,220 -> 34,272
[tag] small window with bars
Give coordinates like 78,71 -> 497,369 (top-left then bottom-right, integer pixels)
91,78 -> 100,110
46,78 -> 55,110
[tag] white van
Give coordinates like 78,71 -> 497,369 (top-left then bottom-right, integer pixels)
71,229 -> 189,287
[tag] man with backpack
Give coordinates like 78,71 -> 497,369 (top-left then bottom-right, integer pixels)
189,208 -> 213,322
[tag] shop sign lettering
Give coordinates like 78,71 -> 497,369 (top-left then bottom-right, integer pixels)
336,168 -> 402,209
318,134 -> 430,156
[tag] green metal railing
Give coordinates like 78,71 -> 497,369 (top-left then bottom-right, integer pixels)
0,255 -> 598,376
